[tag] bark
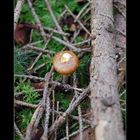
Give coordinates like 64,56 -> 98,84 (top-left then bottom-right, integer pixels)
90,0 -> 125,140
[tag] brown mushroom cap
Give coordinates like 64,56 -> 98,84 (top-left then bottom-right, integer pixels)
53,51 -> 79,75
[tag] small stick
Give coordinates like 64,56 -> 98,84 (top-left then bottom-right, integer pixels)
27,9 -> 67,71
27,38 -> 51,71
21,45 -> 55,55
80,7 -> 91,19
40,67 -> 54,140
21,40 -> 44,48
14,0 -> 25,31
25,104 -> 45,140
73,39 -> 91,46
27,0 -> 47,42
45,0 -> 62,32
65,5 -> 91,36
50,35 -> 91,52
48,86 -> 90,138
29,29 -> 33,43
78,106 -> 83,140
14,99 -> 38,109
54,101 -> 60,140
73,73 -> 83,140
14,121 -> 24,140
14,74 -> 83,92
44,26 -> 70,36
66,118 -> 69,140
74,2 -> 90,22
52,90 -> 55,123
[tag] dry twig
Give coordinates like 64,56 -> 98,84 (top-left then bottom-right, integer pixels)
14,0 -> 25,30
65,5 -> 91,36
14,99 -> 38,109
27,0 -> 47,42
14,121 -> 24,140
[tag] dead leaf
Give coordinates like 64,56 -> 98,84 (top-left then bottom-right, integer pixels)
14,23 -> 39,46
32,82 -> 45,89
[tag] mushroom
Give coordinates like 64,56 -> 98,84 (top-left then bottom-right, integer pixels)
53,51 -> 79,76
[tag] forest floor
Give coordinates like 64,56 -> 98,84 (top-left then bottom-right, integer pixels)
14,0 -> 126,140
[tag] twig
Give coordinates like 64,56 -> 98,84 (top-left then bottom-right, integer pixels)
27,38 -> 51,71
27,0 -> 47,42
44,0 -> 69,43
29,29 -> 33,43
45,0 -> 62,32
34,61 -> 50,72
73,73 -> 83,140
21,45 -> 55,55
27,9 -> 67,71
14,121 -> 24,140
14,74 -> 44,81
60,125 -> 90,140
80,7 -> 91,20
78,106 -> 83,140
52,90 -> 55,123
14,0 -> 25,31
22,40 -> 44,47
54,101 -> 60,140
14,99 -> 38,109
66,118 -> 69,140
14,74 -> 83,92
40,67 -> 54,140
73,39 -> 91,46
74,2 -> 90,22
25,104 -> 45,140
44,26 -> 70,36
48,86 -> 90,138
65,5 -> 91,36
49,34 -> 91,52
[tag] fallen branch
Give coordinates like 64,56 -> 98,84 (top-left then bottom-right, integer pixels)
90,0 -> 125,140
14,99 -> 38,109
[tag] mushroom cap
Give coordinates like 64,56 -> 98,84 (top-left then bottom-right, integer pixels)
53,51 -> 79,75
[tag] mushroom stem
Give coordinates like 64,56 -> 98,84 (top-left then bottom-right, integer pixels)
62,75 -> 69,84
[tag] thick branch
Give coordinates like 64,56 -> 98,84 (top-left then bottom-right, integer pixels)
90,0 -> 125,140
